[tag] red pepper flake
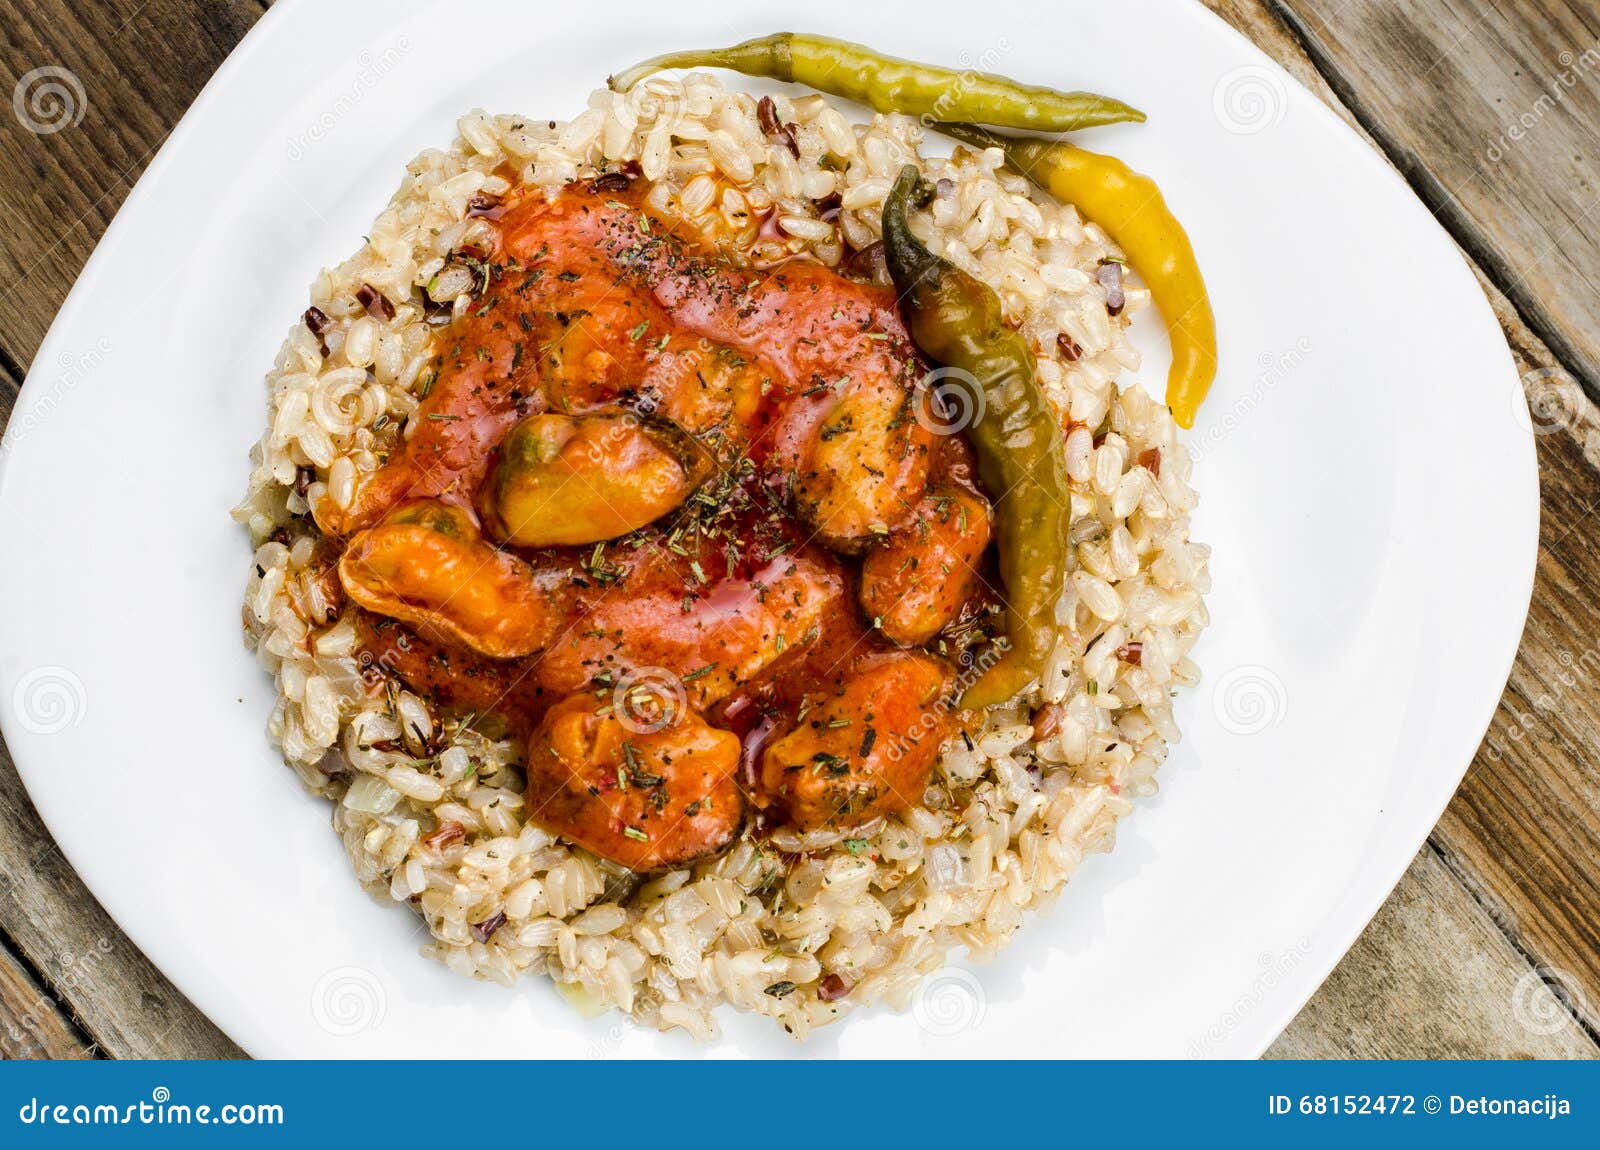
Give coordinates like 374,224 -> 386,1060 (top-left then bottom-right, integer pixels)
756,94 -> 782,135
1031,703 -> 1065,742
757,95 -> 800,158
302,306 -> 331,357
818,973 -> 852,1002
465,191 -> 503,217
1097,261 -> 1125,316
355,283 -> 396,321
471,911 -> 506,943
843,241 -> 889,287
1117,642 -> 1144,666
422,820 -> 465,850
1137,447 -> 1162,477
1056,332 -> 1083,362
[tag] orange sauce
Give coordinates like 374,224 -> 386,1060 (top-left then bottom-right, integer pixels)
341,174 -> 999,834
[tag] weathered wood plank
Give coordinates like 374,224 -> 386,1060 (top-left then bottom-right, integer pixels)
1434,294 -> 1600,1034
0,0 -> 1596,1060
0,736 -> 243,1059
0,0 -> 265,367
0,933 -> 95,1060
0,0 -> 258,1060
1207,0 -> 1600,1044
1278,0 -> 1600,401
1269,848 -> 1597,1058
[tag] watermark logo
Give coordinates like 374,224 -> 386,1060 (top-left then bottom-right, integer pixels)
625,77 -> 693,137
1211,664 -> 1288,735
310,965 -> 387,1036
1212,64 -> 1287,135
12,65 -> 86,135
915,38 -> 1013,130
1189,937 -> 1312,1055
286,38 -> 412,161
10,666 -> 87,735
912,967 -> 986,1036
1188,337 -> 1312,461
1514,366 -> 1583,437
1485,645 -> 1600,765
0,338 -> 113,461
884,639 -> 1007,764
914,365 -> 987,437
1511,965 -> 1591,1036
1484,43 -> 1600,161
612,666 -> 687,734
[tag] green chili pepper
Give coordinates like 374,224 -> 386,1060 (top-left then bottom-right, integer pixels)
609,33 -> 1144,133
881,165 -> 1069,710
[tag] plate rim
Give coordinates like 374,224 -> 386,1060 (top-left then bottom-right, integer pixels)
0,0 -> 1541,1058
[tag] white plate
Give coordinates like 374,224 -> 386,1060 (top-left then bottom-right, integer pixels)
0,0 -> 1536,1058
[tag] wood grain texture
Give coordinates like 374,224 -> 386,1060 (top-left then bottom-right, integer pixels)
1433,288 -> 1600,1034
1208,0 -> 1600,1047
0,0 -> 1596,1059
0,0 -> 266,367
0,0 -> 257,1059
0,933 -> 95,1060
0,739 -> 242,1059
1268,848 -> 1596,1059
1278,0 -> 1600,401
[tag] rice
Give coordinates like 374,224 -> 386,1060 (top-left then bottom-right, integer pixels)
234,74 -> 1210,1040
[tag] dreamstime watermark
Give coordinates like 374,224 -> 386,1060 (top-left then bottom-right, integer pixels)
286,37 -> 413,160
912,967 -> 987,1036
310,965 -> 387,1036
0,338 -> 113,460
1511,965 -> 1592,1036
584,1017 -> 639,1059
12,65 -> 86,135
1188,937 -> 1312,1056
9,665 -> 88,736
914,365 -> 987,437
624,75 -> 694,137
1485,645 -> 1599,764
612,665 -> 688,735
1512,366 -> 1585,438
1211,664 -> 1288,735
915,38 -> 1013,130
50,938 -> 115,998
1188,337 -> 1312,462
1212,64 -> 1287,135
884,638 -> 1008,764
1484,41 -> 1600,161
16,1088 -> 283,1127
3,938 -> 113,1048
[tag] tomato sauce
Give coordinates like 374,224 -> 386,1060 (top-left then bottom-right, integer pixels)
338,173 -> 1001,849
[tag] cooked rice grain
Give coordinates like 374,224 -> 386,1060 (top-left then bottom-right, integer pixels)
234,75 -> 1209,1041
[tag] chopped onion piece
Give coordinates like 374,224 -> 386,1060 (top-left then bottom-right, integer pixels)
343,774 -> 402,814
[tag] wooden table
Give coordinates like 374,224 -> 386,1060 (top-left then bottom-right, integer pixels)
1,0 -> 1596,1059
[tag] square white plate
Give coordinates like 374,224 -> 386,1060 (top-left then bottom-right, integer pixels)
0,0 -> 1536,1057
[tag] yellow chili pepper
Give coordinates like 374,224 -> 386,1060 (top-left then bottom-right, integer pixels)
941,124 -> 1217,429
